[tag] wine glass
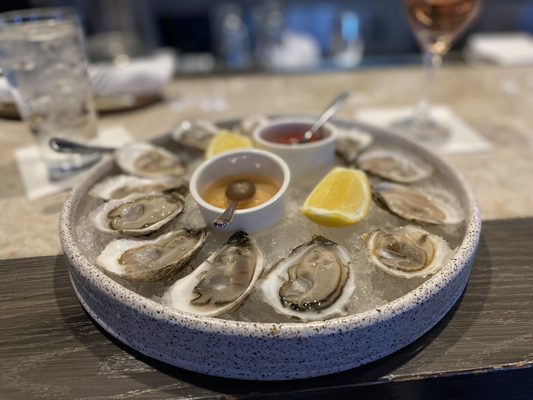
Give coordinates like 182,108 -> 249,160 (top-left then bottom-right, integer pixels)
391,0 -> 483,145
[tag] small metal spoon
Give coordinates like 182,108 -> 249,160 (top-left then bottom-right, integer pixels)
301,90 -> 351,143
212,180 -> 256,229
49,137 -> 116,154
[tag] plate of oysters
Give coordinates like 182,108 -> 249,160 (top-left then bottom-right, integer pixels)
60,114 -> 480,380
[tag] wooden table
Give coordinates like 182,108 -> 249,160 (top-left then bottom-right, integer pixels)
1,218 -> 532,399
1,64 -> 533,398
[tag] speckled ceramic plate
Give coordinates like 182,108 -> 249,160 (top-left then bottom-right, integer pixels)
59,116 -> 481,381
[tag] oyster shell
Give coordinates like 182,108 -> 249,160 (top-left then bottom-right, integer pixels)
165,231 -> 263,317
260,236 -> 355,321
92,191 -> 186,236
238,114 -> 268,137
97,228 -> 208,281
171,119 -> 218,151
335,130 -> 373,164
89,174 -> 185,200
358,151 -> 432,183
373,182 -> 463,224
363,225 -> 451,278
115,142 -> 185,179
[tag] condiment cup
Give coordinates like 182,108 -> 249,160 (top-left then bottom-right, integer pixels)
252,117 -> 337,178
189,149 -> 291,233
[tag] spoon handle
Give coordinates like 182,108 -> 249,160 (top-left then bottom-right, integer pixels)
212,200 -> 238,229
49,137 -> 116,154
303,90 -> 350,141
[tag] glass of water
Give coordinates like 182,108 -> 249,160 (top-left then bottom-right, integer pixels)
0,8 -> 99,180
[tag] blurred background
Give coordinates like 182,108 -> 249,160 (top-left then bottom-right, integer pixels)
3,0 -> 533,74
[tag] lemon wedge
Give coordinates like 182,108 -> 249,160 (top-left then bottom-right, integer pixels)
302,167 -> 371,227
205,130 -> 253,158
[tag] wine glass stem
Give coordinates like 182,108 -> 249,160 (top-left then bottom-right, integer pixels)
415,51 -> 442,124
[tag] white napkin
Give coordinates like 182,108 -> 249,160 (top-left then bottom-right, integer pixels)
89,51 -> 175,97
355,105 -> 493,154
15,125 -> 133,200
0,51 -> 175,102
0,77 -> 11,102
465,33 -> 533,66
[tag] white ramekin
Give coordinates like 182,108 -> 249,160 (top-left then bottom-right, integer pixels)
252,117 -> 337,178
189,148 -> 291,233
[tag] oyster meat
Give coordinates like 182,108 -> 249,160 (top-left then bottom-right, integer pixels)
260,236 -> 355,321
165,231 -> 263,317
171,119 -> 218,151
97,228 -> 208,281
358,151 -> 432,183
335,130 -> 373,164
363,225 -> 452,278
373,182 -> 463,224
115,142 -> 185,179
89,174 -> 185,200
92,191 -> 185,236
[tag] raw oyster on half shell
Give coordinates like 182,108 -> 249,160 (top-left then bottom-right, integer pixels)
97,228 -> 208,281
363,225 -> 452,278
115,142 -> 185,179
89,174 -> 185,200
171,119 -> 218,151
92,191 -> 186,236
260,236 -> 355,321
373,182 -> 463,225
165,231 -> 263,317
335,130 -> 373,164
238,114 -> 268,137
358,151 -> 432,183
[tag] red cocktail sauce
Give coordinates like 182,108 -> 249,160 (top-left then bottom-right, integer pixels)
266,129 -> 327,145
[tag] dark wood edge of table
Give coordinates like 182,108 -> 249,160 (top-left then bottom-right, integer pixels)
1,217 -> 533,399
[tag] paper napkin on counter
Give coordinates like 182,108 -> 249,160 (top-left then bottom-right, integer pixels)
355,105 -> 493,154
0,78 -> 11,102
15,125 -> 133,201
89,51 -> 175,98
465,33 -> 533,66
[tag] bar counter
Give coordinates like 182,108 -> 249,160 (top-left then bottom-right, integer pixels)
0,64 -> 532,399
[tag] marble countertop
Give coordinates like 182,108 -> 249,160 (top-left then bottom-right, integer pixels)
1,63 -> 532,259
